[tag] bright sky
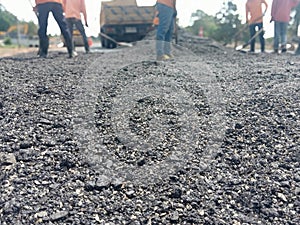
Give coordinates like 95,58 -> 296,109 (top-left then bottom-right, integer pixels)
0,0 -> 273,38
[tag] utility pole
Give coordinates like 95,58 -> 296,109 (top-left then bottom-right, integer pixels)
17,19 -> 21,48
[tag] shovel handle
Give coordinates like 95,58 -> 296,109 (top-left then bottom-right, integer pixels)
236,28 -> 264,50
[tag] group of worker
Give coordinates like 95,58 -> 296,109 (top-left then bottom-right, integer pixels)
155,0 -> 300,59
34,0 -> 89,58
246,0 -> 300,54
34,0 -> 300,59
33,0 -> 176,60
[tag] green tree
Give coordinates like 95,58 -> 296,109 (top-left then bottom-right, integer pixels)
0,4 -> 18,32
27,21 -> 38,37
186,10 -> 218,37
214,1 -> 242,45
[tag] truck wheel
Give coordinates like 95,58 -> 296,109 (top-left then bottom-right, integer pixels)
107,40 -> 117,49
111,42 -> 117,49
101,38 -> 106,48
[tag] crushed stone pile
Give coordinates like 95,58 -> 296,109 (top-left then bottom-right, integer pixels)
0,33 -> 299,225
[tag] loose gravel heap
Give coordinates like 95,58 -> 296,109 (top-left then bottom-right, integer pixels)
0,33 -> 299,225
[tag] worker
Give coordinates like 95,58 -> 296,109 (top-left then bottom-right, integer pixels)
155,0 -> 177,61
63,0 -> 90,54
245,0 -> 268,53
271,0 -> 300,53
34,0 -> 74,58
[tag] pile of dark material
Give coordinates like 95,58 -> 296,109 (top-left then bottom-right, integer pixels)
0,34 -> 299,225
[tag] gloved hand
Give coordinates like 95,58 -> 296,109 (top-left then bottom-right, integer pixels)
85,22 -> 88,27
270,17 -> 274,23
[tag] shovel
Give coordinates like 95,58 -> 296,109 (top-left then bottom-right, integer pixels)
235,28 -> 264,51
99,33 -> 133,48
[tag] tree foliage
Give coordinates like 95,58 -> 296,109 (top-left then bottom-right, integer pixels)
0,4 -> 37,37
27,21 -> 38,37
0,4 -> 18,32
185,10 -> 217,37
187,1 -> 243,45
214,1 -> 242,44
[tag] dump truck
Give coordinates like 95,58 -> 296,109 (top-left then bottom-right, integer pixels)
100,0 -> 155,48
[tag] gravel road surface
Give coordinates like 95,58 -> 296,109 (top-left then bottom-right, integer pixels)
0,34 -> 299,224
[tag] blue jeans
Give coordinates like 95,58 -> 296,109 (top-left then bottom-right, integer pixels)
37,2 -> 73,56
249,22 -> 265,52
274,21 -> 288,50
156,3 -> 175,56
66,18 -> 90,53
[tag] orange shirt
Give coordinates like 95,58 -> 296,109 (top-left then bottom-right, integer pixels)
157,0 -> 176,9
246,0 -> 268,24
63,0 -> 87,22
35,0 -> 62,5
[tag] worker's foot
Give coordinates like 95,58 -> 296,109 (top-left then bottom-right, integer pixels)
156,54 -> 170,61
166,54 -> 174,59
281,48 -> 287,53
38,52 -> 47,58
69,51 -> 78,58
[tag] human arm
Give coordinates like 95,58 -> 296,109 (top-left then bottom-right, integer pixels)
31,0 -> 40,14
270,0 -> 278,22
262,0 -> 268,15
81,0 -> 88,27
62,0 -> 66,13
245,3 -> 250,23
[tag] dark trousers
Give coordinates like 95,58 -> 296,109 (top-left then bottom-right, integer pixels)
37,2 -> 73,56
66,18 -> 89,53
249,22 -> 265,52
156,3 -> 175,56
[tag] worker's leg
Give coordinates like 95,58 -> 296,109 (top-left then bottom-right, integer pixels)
66,18 -> 75,51
257,23 -> 265,52
164,16 -> 175,56
156,3 -> 174,58
273,21 -> 280,52
74,19 -> 90,53
51,2 -> 73,57
280,22 -> 288,52
37,3 -> 51,57
249,24 -> 256,52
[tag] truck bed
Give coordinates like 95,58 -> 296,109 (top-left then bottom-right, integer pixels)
100,5 -> 155,26
100,0 -> 155,48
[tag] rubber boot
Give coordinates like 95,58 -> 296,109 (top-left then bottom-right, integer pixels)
84,38 -> 90,53
281,45 -> 287,53
63,33 -> 74,58
39,38 -> 49,58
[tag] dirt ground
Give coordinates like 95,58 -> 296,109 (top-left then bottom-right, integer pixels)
0,47 -> 38,57
0,34 -> 299,224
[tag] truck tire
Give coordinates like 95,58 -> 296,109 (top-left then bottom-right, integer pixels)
101,37 -> 106,48
108,40 -> 117,49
